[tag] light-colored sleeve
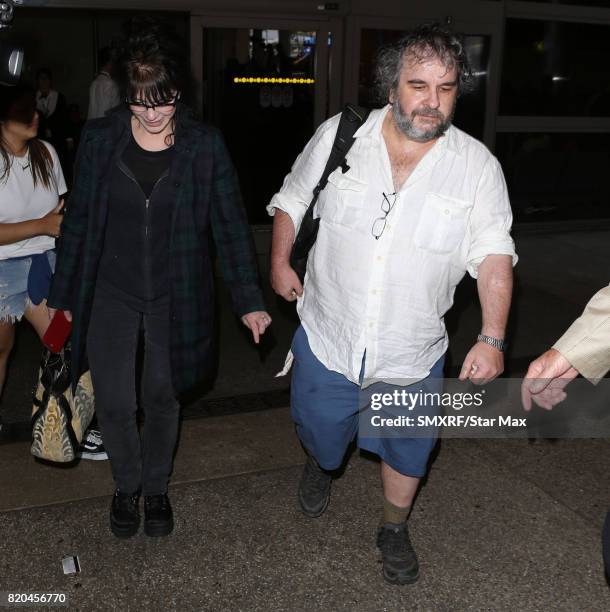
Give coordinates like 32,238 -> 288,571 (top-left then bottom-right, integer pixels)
97,79 -> 121,116
106,79 -> 121,110
466,156 -> 518,278
87,78 -> 121,119
553,283 -> 610,384
266,113 -> 340,234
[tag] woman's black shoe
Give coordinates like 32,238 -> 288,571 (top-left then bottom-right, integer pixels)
144,493 -> 174,537
110,490 -> 140,538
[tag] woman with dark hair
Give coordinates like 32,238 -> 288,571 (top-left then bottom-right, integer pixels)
0,85 -> 65,405
48,19 -> 271,538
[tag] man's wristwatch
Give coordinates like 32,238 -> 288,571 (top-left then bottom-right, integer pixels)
477,334 -> 507,353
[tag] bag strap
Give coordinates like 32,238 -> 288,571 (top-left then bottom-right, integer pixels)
289,104 -> 370,281
311,103 -> 370,201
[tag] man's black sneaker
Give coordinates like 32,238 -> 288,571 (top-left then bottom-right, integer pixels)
298,455 -> 332,518
377,521 -> 419,584
110,490 -> 140,538
78,429 -> 108,461
144,494 -> 174,537
376,522 -> 420,585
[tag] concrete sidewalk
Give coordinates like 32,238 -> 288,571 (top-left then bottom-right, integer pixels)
0,409 -> 609,611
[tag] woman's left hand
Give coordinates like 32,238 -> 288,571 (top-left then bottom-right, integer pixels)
241,311 -> 272,344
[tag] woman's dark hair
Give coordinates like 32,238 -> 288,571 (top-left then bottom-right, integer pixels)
114,17 -> 187,106
0,84 -> 54,189
374,22 -> 473,104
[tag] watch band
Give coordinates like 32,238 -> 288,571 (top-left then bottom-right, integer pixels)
477,334 -> 507,353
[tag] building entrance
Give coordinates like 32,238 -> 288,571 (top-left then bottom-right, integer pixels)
193,19 -> 336,223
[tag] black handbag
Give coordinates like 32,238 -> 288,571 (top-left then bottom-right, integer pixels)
289,104 -> 370,283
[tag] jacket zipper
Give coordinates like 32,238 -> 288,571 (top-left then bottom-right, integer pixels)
145,173 -> 167,236
117,162 -> 169,298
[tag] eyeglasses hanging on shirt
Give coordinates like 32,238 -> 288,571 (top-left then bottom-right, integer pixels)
371,191 -> 397,240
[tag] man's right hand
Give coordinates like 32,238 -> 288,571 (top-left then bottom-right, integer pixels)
270,262 -> 303,302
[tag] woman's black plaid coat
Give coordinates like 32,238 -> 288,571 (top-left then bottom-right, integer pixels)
48,105 -> 265,396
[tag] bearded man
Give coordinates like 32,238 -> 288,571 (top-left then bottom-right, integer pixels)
267,23 -> 517,585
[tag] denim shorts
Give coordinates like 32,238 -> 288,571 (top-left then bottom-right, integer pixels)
290,325 -> 445,478
0,250 -> 56,322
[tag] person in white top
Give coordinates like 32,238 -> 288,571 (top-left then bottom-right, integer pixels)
87,47 -> 121,120
268,23 -> 517,585
0,84 -> 65,401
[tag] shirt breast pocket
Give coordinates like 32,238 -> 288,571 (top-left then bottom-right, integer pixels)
316,169 -> 367,228
414,193 -> 473,255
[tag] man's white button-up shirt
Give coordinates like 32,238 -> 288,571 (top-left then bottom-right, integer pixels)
267,106 -> 518,385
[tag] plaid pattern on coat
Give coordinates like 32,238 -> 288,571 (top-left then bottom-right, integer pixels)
48,105 -> 265,396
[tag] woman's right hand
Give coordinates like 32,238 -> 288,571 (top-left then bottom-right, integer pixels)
40,200 -> 64,238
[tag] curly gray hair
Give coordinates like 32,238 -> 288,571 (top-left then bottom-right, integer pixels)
374,23 -> 473,104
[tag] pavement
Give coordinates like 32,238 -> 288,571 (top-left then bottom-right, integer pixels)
0,227 -> 609,611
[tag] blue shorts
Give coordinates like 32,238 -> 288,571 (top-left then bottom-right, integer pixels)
290,325 -> 445,478
0,250 -> 56,322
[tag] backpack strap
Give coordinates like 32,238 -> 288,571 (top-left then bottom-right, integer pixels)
289,104 -> 370,282
312,103 -> 370,199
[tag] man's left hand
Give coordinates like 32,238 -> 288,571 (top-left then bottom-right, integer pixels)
459,341 -> 504,385
241,311 -> 272,344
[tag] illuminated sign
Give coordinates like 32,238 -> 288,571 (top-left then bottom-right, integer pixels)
233,77 -> 315,84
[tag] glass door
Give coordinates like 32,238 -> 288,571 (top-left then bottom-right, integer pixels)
191,16 -> 338,223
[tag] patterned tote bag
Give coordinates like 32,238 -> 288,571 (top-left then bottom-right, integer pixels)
30,343 -> 95,463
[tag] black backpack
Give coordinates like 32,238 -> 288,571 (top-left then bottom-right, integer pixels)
289,104 -> 370,283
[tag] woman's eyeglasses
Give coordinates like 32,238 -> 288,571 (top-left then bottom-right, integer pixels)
126,95 -> 179,114
371,192 -> 398,240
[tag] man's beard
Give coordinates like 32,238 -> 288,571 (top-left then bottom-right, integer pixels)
392,99 -> 454,142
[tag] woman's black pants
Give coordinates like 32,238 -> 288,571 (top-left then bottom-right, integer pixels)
87,284 -> 179,496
